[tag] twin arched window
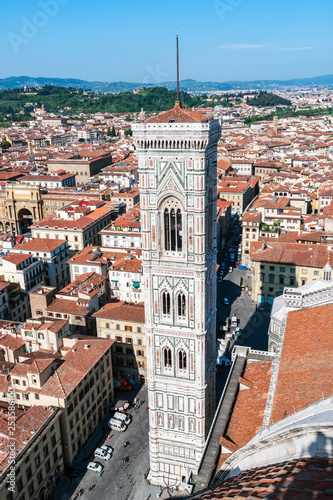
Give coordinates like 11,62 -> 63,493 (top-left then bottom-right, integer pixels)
164,207 -> 182,251
162,290 -> 186,319
163,347 -> 187,372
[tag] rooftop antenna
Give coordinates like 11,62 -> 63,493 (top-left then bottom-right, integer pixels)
175,34 -> 181,108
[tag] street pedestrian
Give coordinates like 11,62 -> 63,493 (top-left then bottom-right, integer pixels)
146,405 -> 148,410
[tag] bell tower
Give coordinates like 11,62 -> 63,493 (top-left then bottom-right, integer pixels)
132,37 -> 221,488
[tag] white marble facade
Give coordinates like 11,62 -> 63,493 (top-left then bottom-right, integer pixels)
132,111 -> 221,486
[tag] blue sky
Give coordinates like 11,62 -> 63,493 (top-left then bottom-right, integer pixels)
1,0 -> 332,82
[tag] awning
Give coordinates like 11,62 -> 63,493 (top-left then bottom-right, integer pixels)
111,280 -> 118,282
133,282 -> 140,288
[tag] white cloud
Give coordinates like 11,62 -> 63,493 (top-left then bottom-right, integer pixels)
275,47 -> 314,52
218,43 -> 265,49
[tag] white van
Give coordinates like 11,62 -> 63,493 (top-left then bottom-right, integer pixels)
114,411 -> 131,425
108,418 -> 127,432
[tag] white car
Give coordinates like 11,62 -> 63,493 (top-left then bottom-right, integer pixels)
87,462 -> 103,473
101,444 -> 113,455
229,266 -> 233,273
94,447 -> 112,461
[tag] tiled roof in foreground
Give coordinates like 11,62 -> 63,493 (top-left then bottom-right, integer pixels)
189,458 -> 333,499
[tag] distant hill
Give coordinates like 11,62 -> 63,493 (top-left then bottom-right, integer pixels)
1,74 -> 333,93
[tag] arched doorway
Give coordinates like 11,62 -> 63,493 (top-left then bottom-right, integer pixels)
17,208 -> 33,234
0,222 -> 3,233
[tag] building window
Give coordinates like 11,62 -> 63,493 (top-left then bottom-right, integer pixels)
164,206 -> 182,251
163,347 -> 172,368
280,267 -> 285,272
115,336 -> 122,342
177,292 -> 186,318
290,268 -> 295,273
279,276 -> 284,284
269,274 -> 274,284
178,349 -> 187,371
125,325 -> 132,332
290,277 -> 295,285
126,337 -> 132,344
162,290 -> 171,315
302,269 -> 307,274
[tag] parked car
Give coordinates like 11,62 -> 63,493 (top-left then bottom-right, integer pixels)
239,265 -> 248,270
94,447 -> 112,461
229,266 -> 233,273
110,399 -> 130,413
100,444 -> 113,455
114,411 -> 131,425
223,298 -> 229,305
87,462 -> 103,473
108,418 -> 127,431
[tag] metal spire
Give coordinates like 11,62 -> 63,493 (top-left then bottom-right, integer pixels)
175,34 -> 181,108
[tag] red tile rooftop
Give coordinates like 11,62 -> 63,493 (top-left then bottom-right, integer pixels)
271,302 -> 333,425
194,458 -> 333,499
147,105 -> 211,123
13,237 -> 67,252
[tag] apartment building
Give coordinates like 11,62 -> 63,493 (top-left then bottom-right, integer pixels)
2,336 -> 114,465
253,161 -> 281,180
109,189 -> 140,211
20,171 -> 76,189
0,281 -> 31,323
43,273 -> 107,335
109,254 -> 143,303
100,208 -> 141,251
231,160 -> 254,176
47,150 -> 113,185
94,301 -> 146,384
68,246 -> 121,281
1,253 -> 45,293
10,238 -> 70,289
21,317 -> 71,352
250,240 -> 333,303
30,200 -> 119,254
0,405 -> 64,500
241,211 -> 261,266
218,180 -> 252,214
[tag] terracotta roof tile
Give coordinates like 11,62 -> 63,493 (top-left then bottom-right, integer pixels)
147,105 -> 211,123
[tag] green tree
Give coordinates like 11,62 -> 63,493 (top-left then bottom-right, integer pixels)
106,127 -> 111,136
1,140 -> 11,149
111,125 -> 116,137
124,129 -> 132,137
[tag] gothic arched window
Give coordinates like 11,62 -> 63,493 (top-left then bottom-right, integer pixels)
164,347 -> 172,368
177,292 -> 186,318
162,290 -> 171,315
178,349 -> 187,371
164,203 -> 182,252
